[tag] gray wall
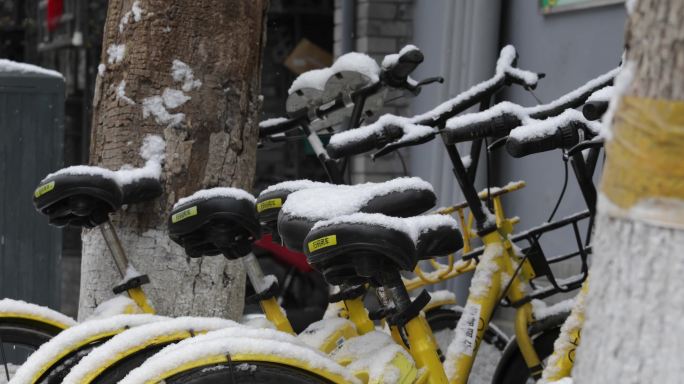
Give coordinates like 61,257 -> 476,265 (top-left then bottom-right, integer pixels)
497,2 -> 626,257
0,73 -> 64,309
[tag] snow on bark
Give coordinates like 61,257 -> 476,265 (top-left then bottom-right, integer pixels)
116,80 -> 135,105
171,59 -> 202,92
106,44 -> 126,64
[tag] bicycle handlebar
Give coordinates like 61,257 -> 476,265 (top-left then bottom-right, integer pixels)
505,120 -> 588,158
382,48 -> 424,88
582,100 -> 609,121
443,113 -> 522,144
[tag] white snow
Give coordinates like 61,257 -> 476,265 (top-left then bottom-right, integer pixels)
171,59 -> 202,92
87,295 -> 142,320
461,155 -> 472,168
118,1 -> 144,32
586,85 -> 614,103
331,330 -> 413,383
62,317 -> 239,384
0,59 -> 63,78
625,0 -> 637,13
161,88 -> 190,109
174,187 -> 256,209
327,45 -> 538,153
0,298 -> 76,328
241,314 -> 276,329
43,135 -> 165,187
288,68 -> 335,94
281,177 -> 433,221
600,62 -> 634,139
445,66 -> 620,135
10,314 -> 163,384
532,298 -> 576,320
330,52 -> 381,83
116,80 -> 135,105
381,44 -> 419,70
119,327 -> 360,384
296,317 -> 354,350
107,44 -> 126,65
259,117 -> 289,128
311,212 -> 458,245
444,242 -> 503,381
97,63 -> 106,77
142,95 -> 185,128
328,114 -> 435,151
426,289 -> 456,304
260,179 -> 330,195
508,109 -> 603,142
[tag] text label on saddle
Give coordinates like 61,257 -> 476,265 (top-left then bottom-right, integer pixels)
172,206 -> 198,223
34,181 -> 55,198
308,235 -> 337,252
257,198 -> 282,213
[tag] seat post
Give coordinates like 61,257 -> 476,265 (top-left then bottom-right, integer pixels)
382,270 -> 412,313
99,218 -> 128,278
242,252 -> 270,293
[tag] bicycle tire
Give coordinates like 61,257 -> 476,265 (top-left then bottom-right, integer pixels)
164,361 -> 335,384
492,326 -> 560,384
88,343 -> 167,384
0,319 -> 61,380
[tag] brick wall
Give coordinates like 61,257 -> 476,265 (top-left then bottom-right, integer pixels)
334,0 -> 414,183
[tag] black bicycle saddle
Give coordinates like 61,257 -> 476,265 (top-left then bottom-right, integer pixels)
168,188 -> 261,259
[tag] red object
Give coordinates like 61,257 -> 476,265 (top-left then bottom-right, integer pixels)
46,0 -> 64,32
254,234 -> 313,273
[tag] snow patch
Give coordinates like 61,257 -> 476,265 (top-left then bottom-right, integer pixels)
87,295 -> 142,320
508,109 -> 603,142
62,317 -> 239,384
142,95 -> 185,128
119,1 -> 145,33
0,298 -> 76,328
330,52 -> 380,83
116,80 -> 135,105
161,88 -> 190,109
172,59 -> 202,92
296,317 -> 354,351
586,85 -> 614,103
10,314 -> 163,384
260,179 -> 330,195
97,63 -> 106,77
328,114 -> 435,152
259,117 -> 289,128
281,177 -> 434,221
288,68 -> 335,94
0,58 -> 63,78
107,44 -> 126,65
312,212 -> 458,245
381,44 -> 419,70
532,298 -> 576,320
174,187 -> 256,209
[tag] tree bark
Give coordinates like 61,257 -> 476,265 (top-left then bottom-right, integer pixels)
79,0 -> 267,319
574,1 -> 684,382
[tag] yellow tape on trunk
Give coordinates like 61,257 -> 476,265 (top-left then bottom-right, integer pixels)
601,96 -> 684,228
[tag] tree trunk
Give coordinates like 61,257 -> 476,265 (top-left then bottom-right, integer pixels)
79,0 -> 267,320
574,0 -> 684,382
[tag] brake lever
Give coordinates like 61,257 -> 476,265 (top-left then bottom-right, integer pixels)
487,136 -> 508,152
566,137 -> 604,157
404,76 -> 444,96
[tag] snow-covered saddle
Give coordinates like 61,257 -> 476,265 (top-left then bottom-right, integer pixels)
277,177 -> 437,253
168,187 -> 261,259
304,212 -> 462,285
256,180 -> 330,239
33,165 -> 162,228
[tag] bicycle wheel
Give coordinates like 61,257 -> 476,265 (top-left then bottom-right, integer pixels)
0,319 -> 62,382
165,361 -> 334,384
427,307 -> 509,384
492,326 -> 560,384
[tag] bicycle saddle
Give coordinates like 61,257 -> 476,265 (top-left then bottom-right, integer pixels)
168,188 -> 261,259
256,180 -> 330,238
33,166 -> 123,228
277,177 -> 436,252
304,213 -> 462,285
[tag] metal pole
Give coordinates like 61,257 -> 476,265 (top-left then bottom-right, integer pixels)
242,252 -> 269,293
99,219 -> 128,277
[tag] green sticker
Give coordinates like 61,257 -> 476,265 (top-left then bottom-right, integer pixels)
172,206 -> 198,223
34,181 -> 55,198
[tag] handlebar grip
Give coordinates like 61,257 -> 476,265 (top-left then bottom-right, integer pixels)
506,122 -> 583,158
445,113 -> 522,144
383,49 -> 424,87
582,101 -> 609,121
327,125 -> 404,159
258,117 -> 301,139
